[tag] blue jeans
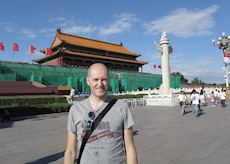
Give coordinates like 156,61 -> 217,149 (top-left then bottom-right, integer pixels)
192,104 -> 199,117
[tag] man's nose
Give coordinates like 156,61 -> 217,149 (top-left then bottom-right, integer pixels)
97,79 -> 103,86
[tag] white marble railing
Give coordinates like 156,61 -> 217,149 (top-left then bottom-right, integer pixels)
124,98 -> 146,107
145,95 -> 177,106
114,87 -> 225,98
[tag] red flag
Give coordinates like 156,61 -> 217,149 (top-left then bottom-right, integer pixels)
45,48 -> 53,56
224,51 -> 230,57
0,42 -> 4,51
223,50 -> 230,64
30,45 -> 36,54
158,65 -> 161,69
154,64 -> 156,68
13,42 -> 19,52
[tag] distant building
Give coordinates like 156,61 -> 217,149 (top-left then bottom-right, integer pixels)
33,28 -> 148,72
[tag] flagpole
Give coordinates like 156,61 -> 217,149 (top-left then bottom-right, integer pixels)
12,42 -> 13,61
12,42 -> 14,62
12,42 -> 19,62
224,63 -> 229,88
12,48 -> 14,62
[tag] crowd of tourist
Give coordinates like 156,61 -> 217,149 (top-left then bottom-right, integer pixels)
178,88 -> 227,117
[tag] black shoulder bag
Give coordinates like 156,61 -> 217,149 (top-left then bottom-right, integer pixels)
76,99 -> 117,164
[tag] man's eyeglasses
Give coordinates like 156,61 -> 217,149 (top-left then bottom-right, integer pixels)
86,111 -> 95,130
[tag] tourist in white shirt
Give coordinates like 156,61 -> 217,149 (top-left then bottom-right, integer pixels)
214,89 -> 218,104
220,89 -> 226,107
191,89 -> 200,117
178,91 -> 187,115
199,90 -> 206,107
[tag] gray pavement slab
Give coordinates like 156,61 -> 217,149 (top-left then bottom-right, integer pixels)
0,101 -> 230,164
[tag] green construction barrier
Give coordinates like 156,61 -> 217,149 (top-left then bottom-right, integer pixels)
0,73 -> 16,81
0,61 -> 182,93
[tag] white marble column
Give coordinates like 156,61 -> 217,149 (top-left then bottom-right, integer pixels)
146,32 -> 176,106
157,32 -> 173,95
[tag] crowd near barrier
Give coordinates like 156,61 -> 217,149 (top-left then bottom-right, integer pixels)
114,86 -> 225,98
112,86 -> 226,107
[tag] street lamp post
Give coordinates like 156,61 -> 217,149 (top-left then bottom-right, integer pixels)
212,32 -> 230,88
224,63 -> 229,88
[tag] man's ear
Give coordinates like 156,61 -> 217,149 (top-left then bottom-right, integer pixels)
86,77 -> 89,86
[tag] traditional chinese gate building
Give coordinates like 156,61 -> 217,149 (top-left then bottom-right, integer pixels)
33,28 -> 148,72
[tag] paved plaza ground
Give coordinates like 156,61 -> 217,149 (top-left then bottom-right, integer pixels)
0,101 -> 230,164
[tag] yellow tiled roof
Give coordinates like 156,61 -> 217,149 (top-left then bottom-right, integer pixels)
52,29 -> 141,57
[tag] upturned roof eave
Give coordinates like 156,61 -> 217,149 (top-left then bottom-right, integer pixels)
56,30 -> 141,57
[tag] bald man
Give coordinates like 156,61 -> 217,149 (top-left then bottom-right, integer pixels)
64,63 -> 138,164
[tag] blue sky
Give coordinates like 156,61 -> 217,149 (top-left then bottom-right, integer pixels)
0,0 -> 229,83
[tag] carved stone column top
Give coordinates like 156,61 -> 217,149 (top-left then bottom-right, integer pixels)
160,32 -> 169,45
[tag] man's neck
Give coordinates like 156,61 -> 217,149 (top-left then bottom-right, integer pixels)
89,95 -> 106,111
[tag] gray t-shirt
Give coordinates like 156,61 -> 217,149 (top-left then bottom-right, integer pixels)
67,96 -> 134,164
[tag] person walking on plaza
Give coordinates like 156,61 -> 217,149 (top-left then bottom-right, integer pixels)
191,89 -> 200,117
217,90 -> 221,105
220,89 -> 226,107
64,63 -> 138,164
178,91 -> 187,115
199,90 -> 206,107
210,91 -> 216,107
214,89 -> 219,105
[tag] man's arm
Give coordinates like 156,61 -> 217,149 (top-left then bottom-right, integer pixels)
124,128 -> 138,164
64,131 -> 77,164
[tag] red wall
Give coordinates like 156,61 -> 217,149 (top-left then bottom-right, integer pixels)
42,58 -> 63,66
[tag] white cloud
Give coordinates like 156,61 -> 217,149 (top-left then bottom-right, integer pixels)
170,55 -> 223,82
43,13 -> 137,37
146,53 -> 161,59
48,16 -> 67,22
1,22 -> 16,32
143,53 -> 224,83
62,25 -> 96,36
98,13 -> 137,36
40,13 -> 137,37
39,27 -> 54,34
55,16 -> 75,27
144,5 -> 219,38
1,22 -> 37,38
40,16 -> 96,36
4,26 -> 14,33
39,27 -> 56,37
21,28 -> 36,38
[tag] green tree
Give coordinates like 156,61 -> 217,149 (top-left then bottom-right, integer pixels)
171,72 -> 188,84
191,77 -> 204,84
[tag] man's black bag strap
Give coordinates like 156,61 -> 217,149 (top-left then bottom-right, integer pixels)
76,98 -> 117,164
